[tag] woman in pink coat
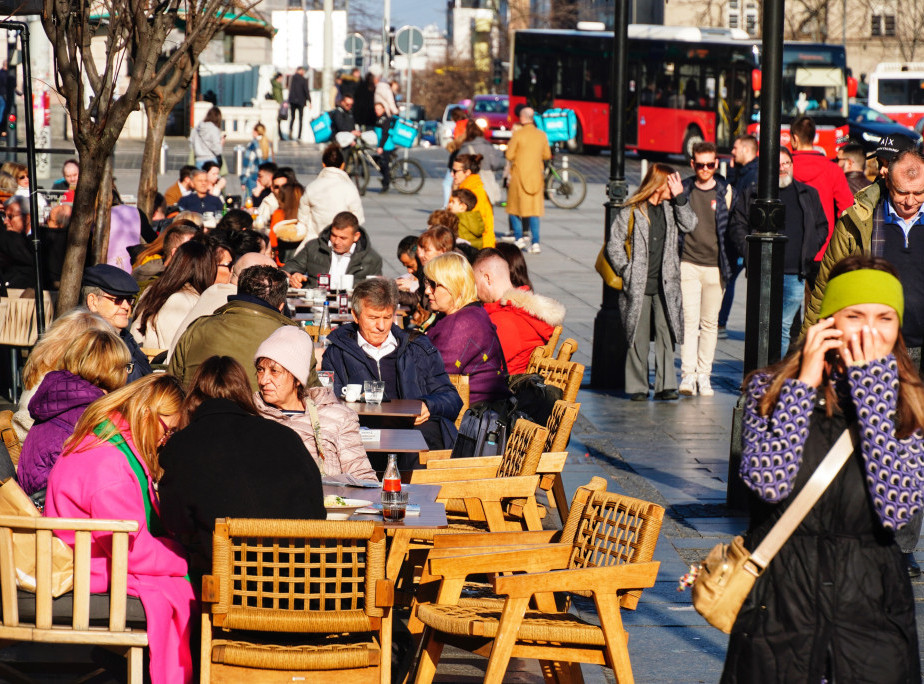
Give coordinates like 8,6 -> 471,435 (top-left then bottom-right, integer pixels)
45,374 -> 193,684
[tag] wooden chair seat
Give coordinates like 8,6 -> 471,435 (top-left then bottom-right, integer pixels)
12,589 -> 147,628
211,633 -> 382,671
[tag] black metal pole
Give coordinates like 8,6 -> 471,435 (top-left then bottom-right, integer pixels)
590,0 -> 630,389
727,0 -> 788,509
1,21 -> 44,335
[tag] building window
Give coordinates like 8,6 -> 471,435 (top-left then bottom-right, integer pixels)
871,12 -> 896,36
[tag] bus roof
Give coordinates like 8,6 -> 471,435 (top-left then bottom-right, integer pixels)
873,62 -> 924,74
516,25 -> 753,44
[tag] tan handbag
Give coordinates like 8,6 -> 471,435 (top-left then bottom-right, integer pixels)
692,429 -> 856,633
0,478 -> 74,596
595,210 -> 634,290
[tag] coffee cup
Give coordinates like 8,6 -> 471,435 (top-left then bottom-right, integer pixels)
340,274 -> 354,291
341,384 -> 362,402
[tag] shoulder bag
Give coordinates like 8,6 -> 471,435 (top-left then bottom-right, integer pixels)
692,428 -> 856,633
595,209 -> 634,290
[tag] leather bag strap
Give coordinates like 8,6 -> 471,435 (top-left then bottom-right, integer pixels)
748,428 -> 856,573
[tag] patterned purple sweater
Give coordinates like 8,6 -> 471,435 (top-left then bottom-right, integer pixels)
740,356 -> 924,530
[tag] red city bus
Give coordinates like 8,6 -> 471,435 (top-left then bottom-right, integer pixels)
510,25 -> 852,156
867,63 -> 924,130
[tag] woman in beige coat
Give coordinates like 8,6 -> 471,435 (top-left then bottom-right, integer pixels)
505,107 -> 551,254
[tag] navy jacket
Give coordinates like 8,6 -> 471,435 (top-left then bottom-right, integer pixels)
679,174 -> 737,284
733,157 -> 758,193
120,328 -> 153,382
322,323 -> 462,447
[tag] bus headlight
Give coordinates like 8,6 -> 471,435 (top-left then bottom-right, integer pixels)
476,117 -> 489,130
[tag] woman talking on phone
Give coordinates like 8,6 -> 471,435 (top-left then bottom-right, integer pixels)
722,255 -> 924,683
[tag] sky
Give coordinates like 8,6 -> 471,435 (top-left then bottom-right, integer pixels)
388,0 -> 445,33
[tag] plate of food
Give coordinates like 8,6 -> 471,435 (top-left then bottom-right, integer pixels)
324,495 -> 373,520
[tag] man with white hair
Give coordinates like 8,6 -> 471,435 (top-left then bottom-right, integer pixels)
505,106 -> 551,254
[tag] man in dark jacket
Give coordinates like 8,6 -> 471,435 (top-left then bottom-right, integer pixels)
329,95 -> 358,136
730,148 -> 828,352
836,143 -> 871,195
287,66 -> 311,142
285,211 -> 382,287
0,196 -> 35,289
322,278 -> 463,459
678,142 -> 737,397
81,264 -> 153,383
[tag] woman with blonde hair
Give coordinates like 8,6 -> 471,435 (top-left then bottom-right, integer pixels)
606,162 -> 696,401
240,122 -> 272,199
18,329 -> 130,496
14,309 -> 111,441
424,252 -> 509,404
45,374 -> 193,684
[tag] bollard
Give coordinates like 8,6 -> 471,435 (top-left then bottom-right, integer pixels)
235,145 -> 245,176
160,142 -> 168,176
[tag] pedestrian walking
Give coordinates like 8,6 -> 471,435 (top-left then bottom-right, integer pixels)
836,142 -> 872,195
270,72 -> 286,141
189,107 -> 224,169
287,66 -> 311,142
505,107 -> 551,253
606,163 -> 696,401
723,254 -> 923,683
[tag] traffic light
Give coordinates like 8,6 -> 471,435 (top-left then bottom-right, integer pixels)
493,59 -> 503,87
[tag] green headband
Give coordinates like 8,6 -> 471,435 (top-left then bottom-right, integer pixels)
818,269 -> 904,324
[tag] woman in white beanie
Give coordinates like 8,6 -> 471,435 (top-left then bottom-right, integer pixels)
253,326 -> 376,481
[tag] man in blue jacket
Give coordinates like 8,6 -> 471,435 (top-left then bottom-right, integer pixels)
322,278 -> 463,461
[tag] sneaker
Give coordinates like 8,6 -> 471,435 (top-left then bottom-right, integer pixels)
717,326 -> 728,340
697,374 -> 714,397
528,243 -> 542,254
679,374 -> 698,396
498,233 -> 518,243
515,237 -> 531,250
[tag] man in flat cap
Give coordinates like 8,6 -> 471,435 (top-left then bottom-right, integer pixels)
82,264 -> 152,382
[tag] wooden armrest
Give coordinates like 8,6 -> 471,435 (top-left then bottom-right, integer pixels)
0,515 -> 138,533
425,455 -> 502,470
536,452 -> 567,474
375,579 -> 395,608
428,544 -> 573,579
493,562 -> 661,598
410,465 -> 499,483
432,530 -> 558,549
201,575 -> 217,603
433,475 -> 540,502
418,450 -> 451,465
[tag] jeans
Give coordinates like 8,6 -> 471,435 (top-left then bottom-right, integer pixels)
718,257 -> 745,328
442,170 -> 453,206
781,274 -> 804,353
509,215 -> 540,244
679,262 -> 724,376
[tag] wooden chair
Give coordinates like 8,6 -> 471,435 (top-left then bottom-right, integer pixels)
0,515 -> 148,684
555,337 -> 578,361
201,518 -> 394,684
526,357 -> 584,403
447,374 -> 469,429
0,410 -> 21,468
540,400 -> 581,523
536,325 -> 562,360
411,489 -> 665,684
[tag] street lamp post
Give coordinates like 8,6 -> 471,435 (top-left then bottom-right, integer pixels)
590,0 -> 630,389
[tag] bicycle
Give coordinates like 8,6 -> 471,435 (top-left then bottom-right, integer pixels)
544,144 -> 587,209
342,132 -> 426,196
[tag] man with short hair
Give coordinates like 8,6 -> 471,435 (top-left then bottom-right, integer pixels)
505,107 -> 551,253
870,133 -> 915,179
169,264 -> 314,390
81,264 -> 152,382
176,169 -> 224,215
473,249 -> 565,374
164,165 -> 196,207
678,141 -> 737,396
284,211 -> 382,288
730,134 -> 759,192
287,66 -> 311,141
804,147 -> 924,578
252,161 -> 278,207
790,115 -> 855,268
296,143 -> 365,244
730,148 -> 828,351
836,143 -> 872,195
329,95 -> 358,136
0,196 -> 34,289
51,159 -> 79,191
322,278 -> 463,455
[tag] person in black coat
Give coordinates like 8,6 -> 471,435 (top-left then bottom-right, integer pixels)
352,72 -> 376,128
158,356 -> 325,580
287,66 -> 311,141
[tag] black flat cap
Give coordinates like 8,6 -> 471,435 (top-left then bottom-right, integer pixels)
82,264 -> 139,297
868,134 -> 916,161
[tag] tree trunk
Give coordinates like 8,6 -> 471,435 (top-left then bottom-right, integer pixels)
137,101 -> 171,218
93,156 -> 114,266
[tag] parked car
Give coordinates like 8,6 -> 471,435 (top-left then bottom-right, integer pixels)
472,94 -> 512,146
419,120 -> 438,147
437,103 -> 468,148
847,103 -> 921,152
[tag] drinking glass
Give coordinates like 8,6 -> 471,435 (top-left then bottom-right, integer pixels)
364,380 -> 385,405
381,490 -> 408,521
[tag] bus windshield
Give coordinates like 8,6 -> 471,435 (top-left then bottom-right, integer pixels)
780,46 -> 847,120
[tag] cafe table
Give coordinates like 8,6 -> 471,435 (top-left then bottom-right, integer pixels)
322,481 -> 447,581
345,399 -> 423,428
361,427 -> 429,472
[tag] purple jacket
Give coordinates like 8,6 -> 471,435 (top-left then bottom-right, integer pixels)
18,371 -> 104,495
426,303 -> 510,404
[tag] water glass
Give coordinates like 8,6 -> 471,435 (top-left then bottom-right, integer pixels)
364,380 -> 385,405
317,371 -> 334,388
381,490 -> 409,521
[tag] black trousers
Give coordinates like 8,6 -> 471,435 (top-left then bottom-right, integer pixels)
289,104 -> 305,140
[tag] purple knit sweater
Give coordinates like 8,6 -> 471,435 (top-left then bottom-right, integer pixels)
740,356 -> 924,530
426,303 -> 510,404
17,371 -> 104,495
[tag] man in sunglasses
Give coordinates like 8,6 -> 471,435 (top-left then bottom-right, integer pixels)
81,264 -> 152,382
677,142 -> 737,397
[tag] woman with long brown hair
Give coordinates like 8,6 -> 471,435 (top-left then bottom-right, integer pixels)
45,374 -> 192,684
270,181 -> 304,264
722,254 -> 924,682
606,162 -> 695,401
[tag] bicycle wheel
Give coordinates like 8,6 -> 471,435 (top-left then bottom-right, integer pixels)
391,158 -> 425,195
546,165 -> 587,209
345,151 -> 370,195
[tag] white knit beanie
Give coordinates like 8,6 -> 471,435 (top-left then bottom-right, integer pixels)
254,326 -> 315,386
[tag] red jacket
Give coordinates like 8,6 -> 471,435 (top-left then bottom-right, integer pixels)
483,287 -> 566,374
792,150 -> 855,260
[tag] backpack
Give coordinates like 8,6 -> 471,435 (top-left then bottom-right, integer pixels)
451,403 -> 507,459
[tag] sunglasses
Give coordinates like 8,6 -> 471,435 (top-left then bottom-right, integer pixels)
272,183 -> 286,190
157,415 -> 176,447
425,278 -> 443,292
98,293 -> 133,307
693,162 -> 717,170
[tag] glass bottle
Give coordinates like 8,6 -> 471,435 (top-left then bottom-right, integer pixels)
318,301 -> 331,347
382,453 -> 401,493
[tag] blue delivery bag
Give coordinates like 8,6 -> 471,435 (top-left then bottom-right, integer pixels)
535,108 -> 577,143
389,118 -> 419,148
310,112 -> 333,143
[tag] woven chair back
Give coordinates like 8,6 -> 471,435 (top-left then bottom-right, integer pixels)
447,374 -> 469,429
555,338 -> 578,361
568,491 -> 665,609
496,418 -> 548,478
527,358 -> 584,403
210,519 -> 386,633
544,400 -> 580,452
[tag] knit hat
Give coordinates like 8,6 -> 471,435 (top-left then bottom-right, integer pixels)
254,326 -> 315,386
818,269 -> 904,324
